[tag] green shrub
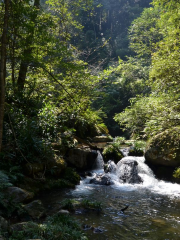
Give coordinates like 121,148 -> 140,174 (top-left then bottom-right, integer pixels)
8,214 -> 87,240
128,147 -> 144,156
61,199 -> 76,211
63,167 -> 81,185
173,168 -> 180,179
81,199 -> 102,211
102,144 -> 123,163
114,136 -> 126,145
128,140 -> 145,156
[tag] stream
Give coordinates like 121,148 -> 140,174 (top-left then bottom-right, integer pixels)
41,152 -> 180,240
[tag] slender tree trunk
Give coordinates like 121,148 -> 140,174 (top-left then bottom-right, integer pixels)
17,0 -> 40,91
17,49 -> 30,91
0,0 -> 9,152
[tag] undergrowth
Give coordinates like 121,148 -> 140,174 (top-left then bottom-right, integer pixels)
8,214 -> 88,240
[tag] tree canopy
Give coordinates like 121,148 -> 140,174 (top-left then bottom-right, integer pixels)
115,0 -> 180,141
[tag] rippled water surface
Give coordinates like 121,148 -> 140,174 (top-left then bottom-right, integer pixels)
41,155 -> 180,240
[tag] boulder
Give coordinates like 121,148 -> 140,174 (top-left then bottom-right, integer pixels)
6,187 -> 34,203
128,146 -> 144,157
9,222 -> 30,232
57,210 -> 70,215
104,160 -> 117,173
102,145 -> 123,163
121,148 -> 129,157
66,148 -> 98,170
79,171 -> 93,178
89,173 -> 113,185
0,216 -> 8,231
93,136 -> 113,143
145,129 -> 180,167
24,157 -> 67,178
117,158 -> 143,184
23,200 -> 45,219
18,177 -> 45,194
48,158 -> 67,177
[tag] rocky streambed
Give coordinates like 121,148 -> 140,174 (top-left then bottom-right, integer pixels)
39,154 -> 180,240
1,140 -> 180,240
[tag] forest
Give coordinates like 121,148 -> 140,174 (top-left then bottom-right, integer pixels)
1,0 -> 180,239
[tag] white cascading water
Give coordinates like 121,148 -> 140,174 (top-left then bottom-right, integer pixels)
67,151 -> 180,240
72,151 -> 180,198
92,150 -> 104,169
112,156 -> 180,197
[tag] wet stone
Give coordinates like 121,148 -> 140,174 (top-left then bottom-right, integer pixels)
89,173 -> 113,185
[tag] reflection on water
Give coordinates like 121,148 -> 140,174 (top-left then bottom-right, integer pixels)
68,182 -> 180,240
41,154 -> 180,240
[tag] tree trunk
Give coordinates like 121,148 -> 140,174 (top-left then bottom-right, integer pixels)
17,0 -> 40,91
17,49 -> 30,91
0,0 -> 9,152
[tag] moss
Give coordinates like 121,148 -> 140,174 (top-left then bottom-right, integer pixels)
129,148 -> 144,156
145,127 -> 180,167
80,199 -> 102,212
60,198 -> 103,213
62,167 -> 81,185
146,127 -> 180,152
102,144 -> 123,163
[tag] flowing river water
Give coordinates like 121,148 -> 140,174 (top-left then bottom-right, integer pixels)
41,152 -> 180,240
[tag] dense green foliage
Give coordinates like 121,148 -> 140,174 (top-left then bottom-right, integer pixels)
75,0 -> 151,66
0,0 -> 108,166
115,0 -> 180,139
114,0 -> 180,176
1,1 -> 180,238
86,0 -> 152,136
2,0 -> 179,172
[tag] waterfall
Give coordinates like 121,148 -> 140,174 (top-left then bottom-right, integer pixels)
113,156 -> 180,197
74,152 -> 180,198
92,150 -> 104,169
67,152 -> 180,240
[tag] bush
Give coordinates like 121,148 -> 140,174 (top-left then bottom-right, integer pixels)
173,168 -> 180,179
114,136 -> 126,145
8,214 -> 87,240
128,147 -> 144,156
102,144 -> 123,163
63,167 -> 81,185
128,140 -> 145,156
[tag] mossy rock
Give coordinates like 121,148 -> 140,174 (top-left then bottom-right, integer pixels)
66,147 -> 98,170
18,177 -> 46,194
6,187 -> 34,203
62,167 -> 81,185
93,136 -> 113,143
129,147 -> 144,157
145,127 -> 180,167
102,145 -> 123,163
49,157 -> 67,178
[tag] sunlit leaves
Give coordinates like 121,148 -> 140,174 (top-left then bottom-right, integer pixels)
114,0 -> 180,141
129,7 -> 162,59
